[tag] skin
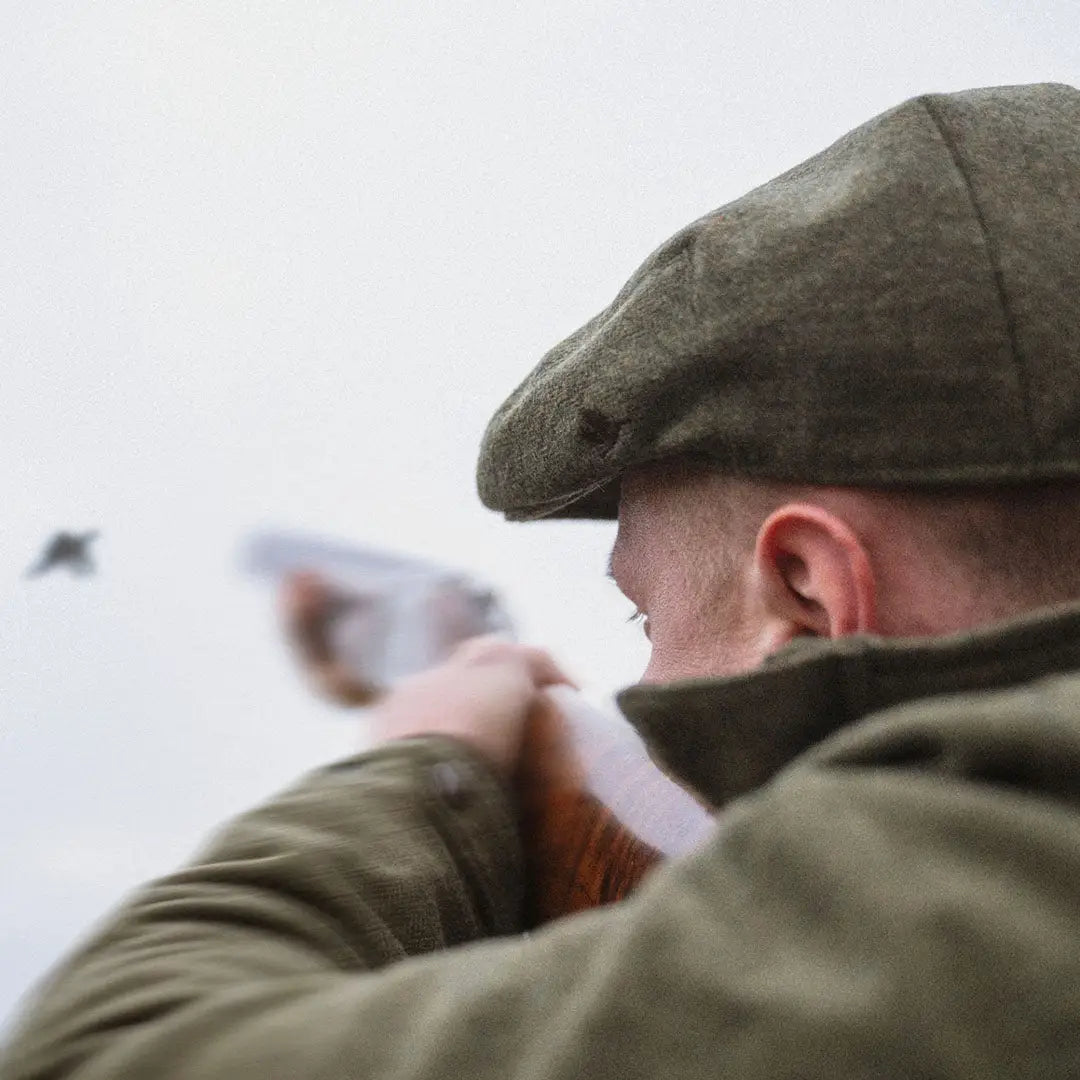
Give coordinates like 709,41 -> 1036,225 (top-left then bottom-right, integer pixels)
281,575 -> 576,776
367,635 -> 575,776
290,463 -> 1022,779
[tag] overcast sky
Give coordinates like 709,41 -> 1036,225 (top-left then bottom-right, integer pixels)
1,0 -> 1076,1027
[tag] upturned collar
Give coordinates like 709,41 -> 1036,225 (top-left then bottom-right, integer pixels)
616,599 -> 1080,808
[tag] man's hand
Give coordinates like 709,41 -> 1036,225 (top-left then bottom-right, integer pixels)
279,571 -> 575,775
371,637 -> 575,777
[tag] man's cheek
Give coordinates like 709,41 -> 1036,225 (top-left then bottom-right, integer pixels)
639,651 -> 663,683
639,635 -> 704,683
638,633 -> 676,683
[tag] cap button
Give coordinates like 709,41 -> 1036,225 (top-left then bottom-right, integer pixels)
577,408 -> 622,452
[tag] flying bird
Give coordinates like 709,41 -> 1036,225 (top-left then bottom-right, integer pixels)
25,530 -> 99,578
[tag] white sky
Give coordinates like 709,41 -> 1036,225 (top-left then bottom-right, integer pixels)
1,0 -> 1076,1027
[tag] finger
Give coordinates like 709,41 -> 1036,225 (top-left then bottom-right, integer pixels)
451,637 -> 578,690
519,647 -> 579,690
450,634 -> 519,664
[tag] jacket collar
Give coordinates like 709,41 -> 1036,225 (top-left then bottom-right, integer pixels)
616,599 -> 1080,808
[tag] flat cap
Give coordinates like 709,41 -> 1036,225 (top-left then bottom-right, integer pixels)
477,82 -> 1080,520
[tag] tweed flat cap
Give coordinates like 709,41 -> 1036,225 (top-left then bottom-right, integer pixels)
477,82 -> 1080,520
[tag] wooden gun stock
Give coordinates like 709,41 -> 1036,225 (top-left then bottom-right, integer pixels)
279,572 -> 715,925
517,689 -> 715,925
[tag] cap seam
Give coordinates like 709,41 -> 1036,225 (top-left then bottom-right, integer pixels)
919,94 -> 1036,466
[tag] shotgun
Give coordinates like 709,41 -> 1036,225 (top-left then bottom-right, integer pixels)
242,531 -> 714,925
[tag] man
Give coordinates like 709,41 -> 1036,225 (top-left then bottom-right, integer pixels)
4,81 -> 1080,1078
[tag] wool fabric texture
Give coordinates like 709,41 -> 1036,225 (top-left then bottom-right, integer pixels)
478,82 -> 1080,519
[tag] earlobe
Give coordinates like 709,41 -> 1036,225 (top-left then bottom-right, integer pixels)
754,505 -> 878,640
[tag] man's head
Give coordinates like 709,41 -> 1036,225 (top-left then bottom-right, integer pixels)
611,461 -> 1080,681
477,82 -> 1080,681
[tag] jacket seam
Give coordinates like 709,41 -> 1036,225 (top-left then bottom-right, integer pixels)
418,741 -> 523,936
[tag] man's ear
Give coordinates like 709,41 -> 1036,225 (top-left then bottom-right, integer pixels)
752,503 -> 878,639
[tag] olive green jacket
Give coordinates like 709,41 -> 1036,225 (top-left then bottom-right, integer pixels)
8,602 -> 1080,1078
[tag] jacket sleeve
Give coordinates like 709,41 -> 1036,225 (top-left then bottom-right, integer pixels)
4,699 -> 1080,1080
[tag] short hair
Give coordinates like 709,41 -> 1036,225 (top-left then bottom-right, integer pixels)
631,459 -> 1080,617
881,483 -> 1080,611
